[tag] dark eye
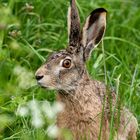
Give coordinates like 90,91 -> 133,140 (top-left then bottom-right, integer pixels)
62,59 -> 71,68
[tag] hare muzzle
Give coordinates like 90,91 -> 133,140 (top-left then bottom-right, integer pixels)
35,67 -> 44,80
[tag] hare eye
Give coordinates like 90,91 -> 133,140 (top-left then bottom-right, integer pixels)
62,59 -> 71,68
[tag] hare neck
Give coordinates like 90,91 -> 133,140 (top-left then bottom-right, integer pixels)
57,73 -> 99,113
56,76 -> 103,128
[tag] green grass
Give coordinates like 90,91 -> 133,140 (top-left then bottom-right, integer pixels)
0,0 -> 140,139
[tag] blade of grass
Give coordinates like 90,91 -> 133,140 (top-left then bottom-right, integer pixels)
109,74 -> 121,140
98,40 -> 107,140
129,64 -> 138,107
104,36 -> 140,50
20,37 -> 45,62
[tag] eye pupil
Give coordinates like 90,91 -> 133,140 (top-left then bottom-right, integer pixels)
65,61 -> 69,65
62,59 -> 71,68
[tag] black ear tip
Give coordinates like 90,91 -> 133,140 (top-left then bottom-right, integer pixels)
91,8 -> 107,15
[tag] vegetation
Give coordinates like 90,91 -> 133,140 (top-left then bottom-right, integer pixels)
0,0 -> 140,139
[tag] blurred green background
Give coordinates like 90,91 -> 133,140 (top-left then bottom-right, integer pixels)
0,0 -> 140,139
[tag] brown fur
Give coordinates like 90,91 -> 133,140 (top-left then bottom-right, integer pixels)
56,74 -> 138,140
35,0 -> 138,139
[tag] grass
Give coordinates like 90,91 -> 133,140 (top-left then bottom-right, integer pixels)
0,0 -> 140,139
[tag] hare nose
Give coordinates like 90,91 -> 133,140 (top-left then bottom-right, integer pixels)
36,75 -> 44,81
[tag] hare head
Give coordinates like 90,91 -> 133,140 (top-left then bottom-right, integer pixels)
35,0 -> 107,92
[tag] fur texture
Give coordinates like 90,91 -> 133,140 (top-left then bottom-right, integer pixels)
35,0 -> 138,139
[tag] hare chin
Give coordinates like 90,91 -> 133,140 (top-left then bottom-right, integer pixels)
38,82 -> 55,90
37,79 -> 55,90
37,81 -> 46,88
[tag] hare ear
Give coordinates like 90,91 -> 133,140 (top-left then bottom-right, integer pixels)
67,0 -> 80,50
81,8 -> 107,61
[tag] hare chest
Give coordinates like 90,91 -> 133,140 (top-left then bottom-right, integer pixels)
56,90 -> 107,140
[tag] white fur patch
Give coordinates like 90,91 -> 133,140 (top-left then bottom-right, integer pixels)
60,57 -> 72,69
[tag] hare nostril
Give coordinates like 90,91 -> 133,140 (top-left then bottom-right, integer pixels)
36,75 -> 44,81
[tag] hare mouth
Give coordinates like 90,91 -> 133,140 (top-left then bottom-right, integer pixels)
37,81 -> 55,90
37,80 -> 47,88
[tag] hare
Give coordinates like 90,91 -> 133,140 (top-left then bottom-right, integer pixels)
35,0 -> 138,139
